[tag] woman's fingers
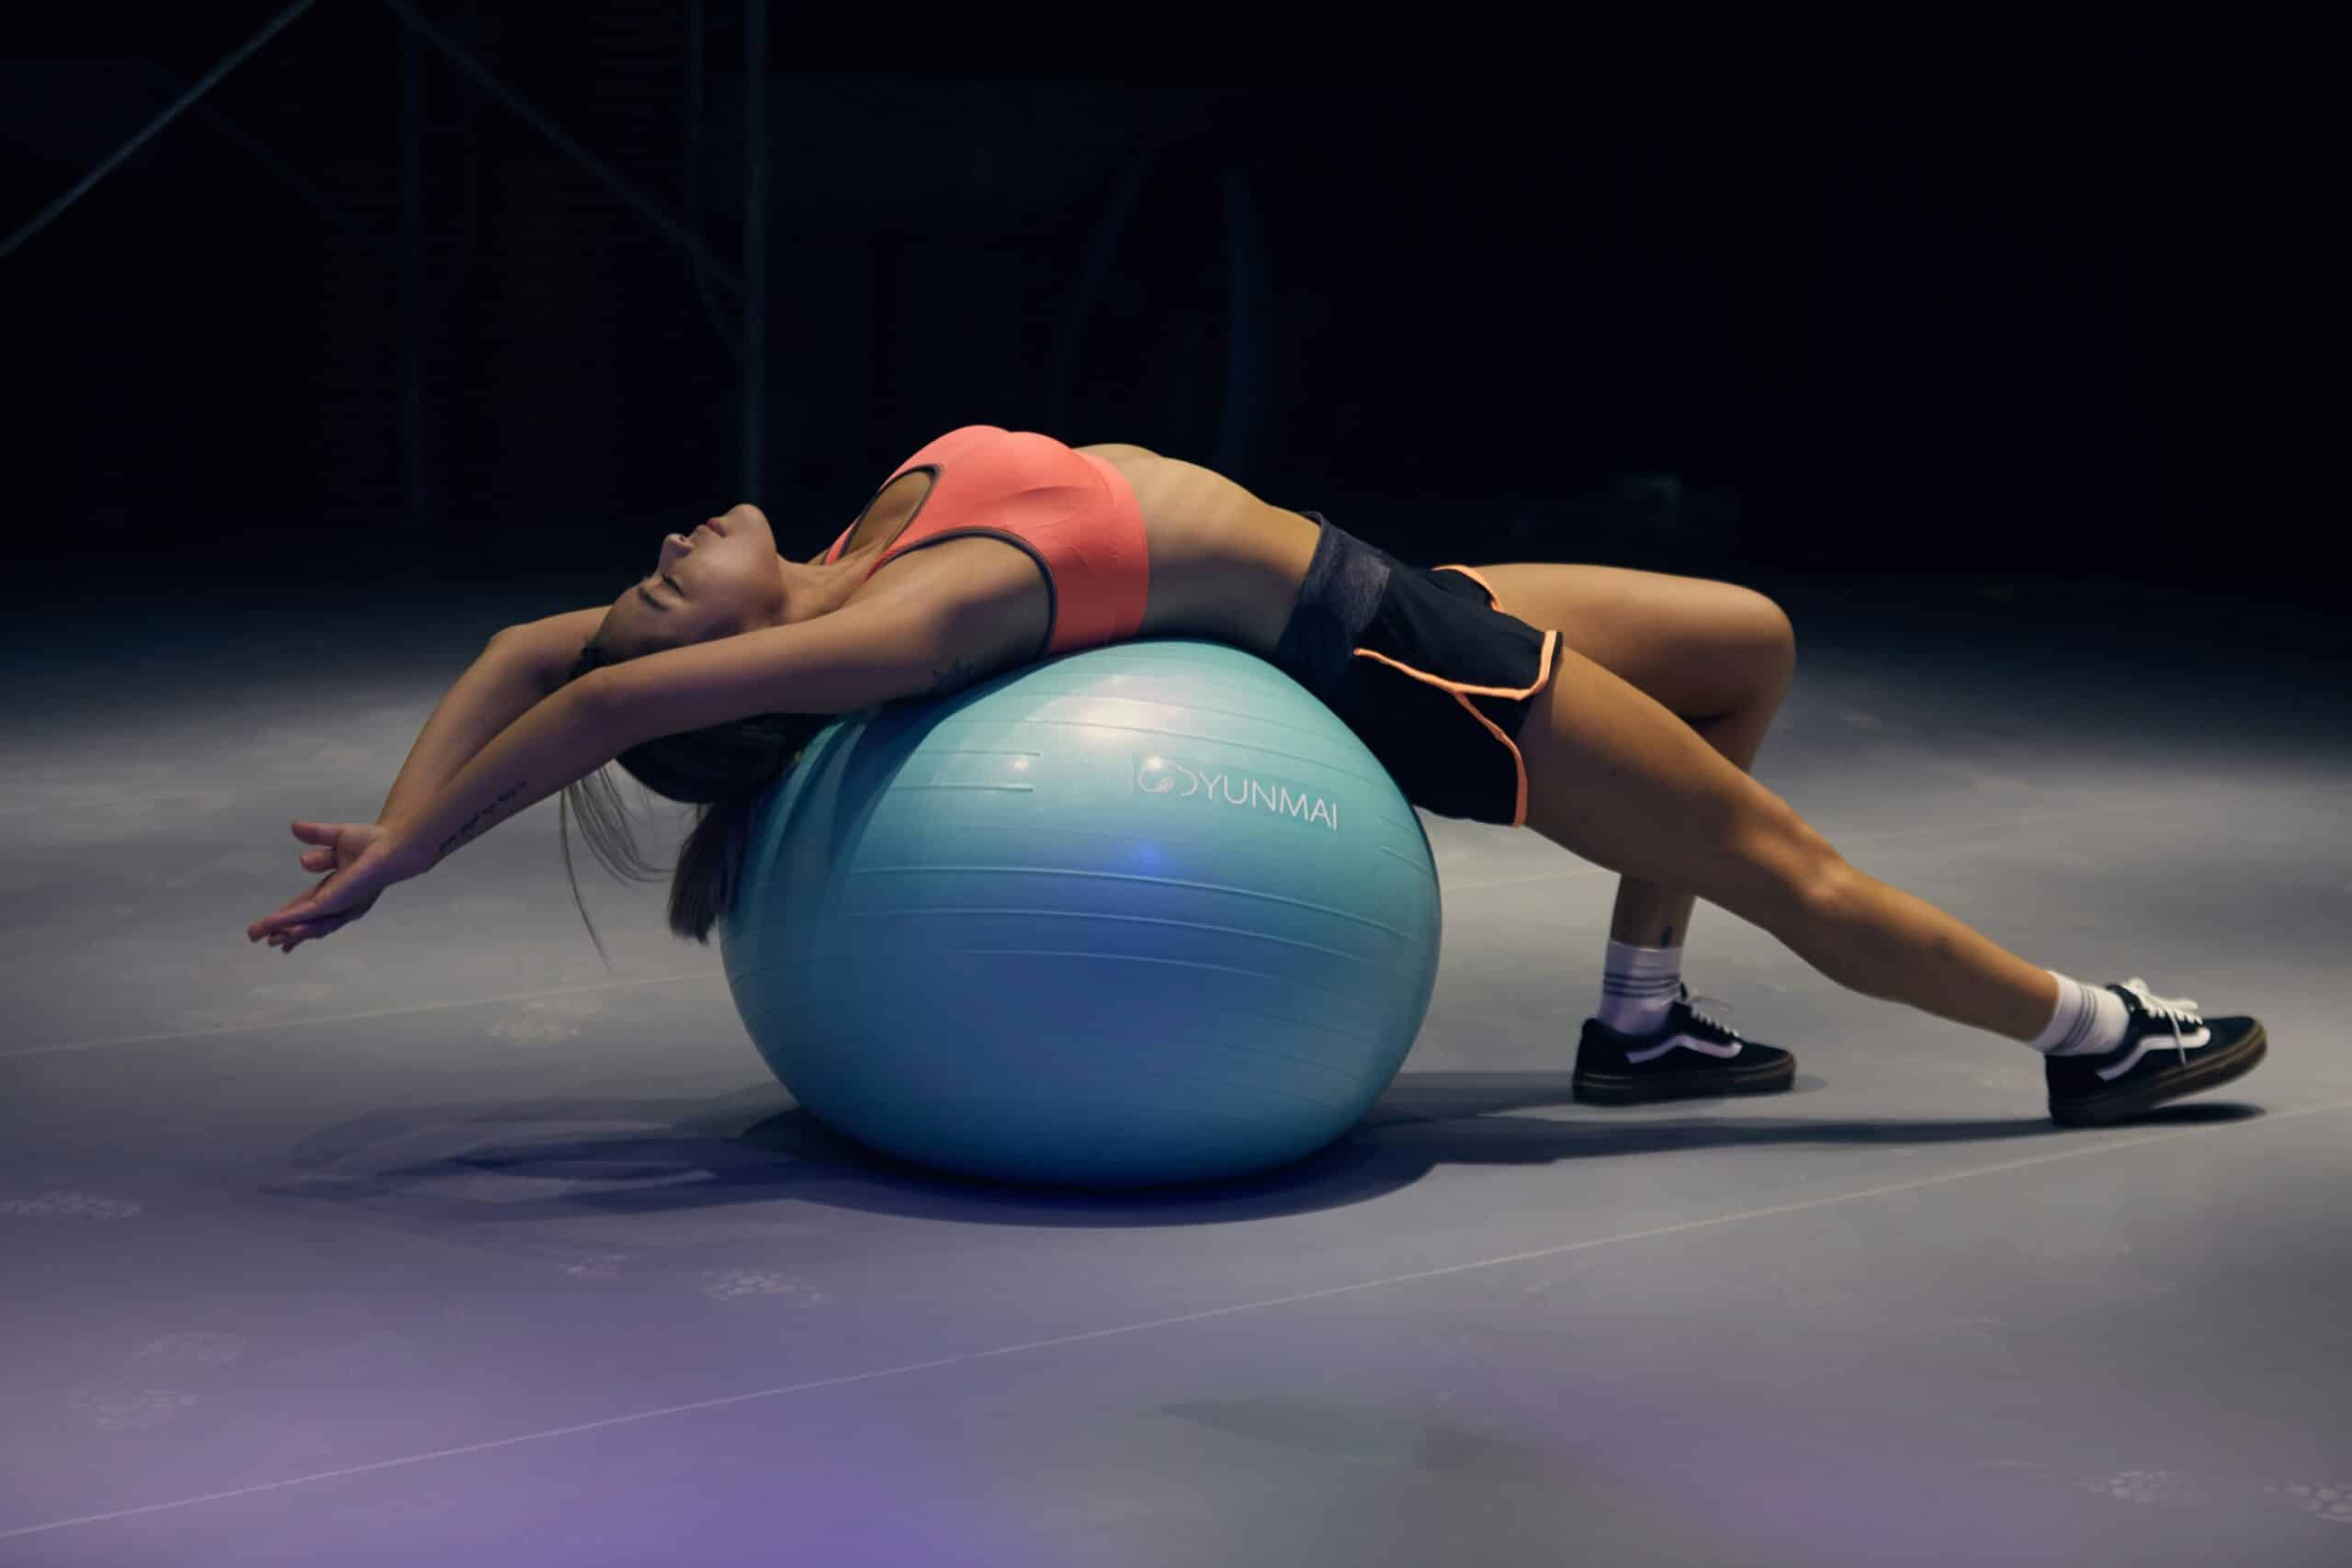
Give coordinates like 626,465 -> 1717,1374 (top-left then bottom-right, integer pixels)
290,822 -> 363,870
269,909 -> 352,951
263,895 -> 377,948
252,828 -> 405,948
284,824 -> 390,888
250,883 -> 331,940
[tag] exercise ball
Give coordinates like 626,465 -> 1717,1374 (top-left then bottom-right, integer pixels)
718,638 -> 1442,1189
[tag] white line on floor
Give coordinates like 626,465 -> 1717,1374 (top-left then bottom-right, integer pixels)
6,1092 -> 2346,1544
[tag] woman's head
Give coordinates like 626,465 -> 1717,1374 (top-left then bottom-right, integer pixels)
592,502 -> 790,657
556,502 -> 848,960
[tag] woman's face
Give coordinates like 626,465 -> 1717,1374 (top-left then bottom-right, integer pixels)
596,502 -> 787,657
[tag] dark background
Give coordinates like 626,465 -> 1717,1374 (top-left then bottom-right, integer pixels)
1,9 -> 2335,656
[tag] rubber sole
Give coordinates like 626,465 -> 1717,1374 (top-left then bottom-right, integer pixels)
1572,1054 -> 1797,1105
2048,1023 -> 2269,1127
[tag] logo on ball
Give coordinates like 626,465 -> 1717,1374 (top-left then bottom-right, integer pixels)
1134,754 -> 1339,830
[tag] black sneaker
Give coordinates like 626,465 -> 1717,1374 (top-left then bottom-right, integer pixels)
1573,984 -> 1796,1104
2045,978 -> 2267,1127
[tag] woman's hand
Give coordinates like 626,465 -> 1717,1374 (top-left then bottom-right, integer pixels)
246,820 -> 424,953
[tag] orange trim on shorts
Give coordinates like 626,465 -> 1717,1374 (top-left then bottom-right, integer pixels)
1348,562 -> 1556,829
1351,627 -> 1559,829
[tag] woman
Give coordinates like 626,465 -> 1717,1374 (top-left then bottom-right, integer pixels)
247,425 -> 2264,1124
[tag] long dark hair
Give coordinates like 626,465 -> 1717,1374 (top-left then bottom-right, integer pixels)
553,643 -> 831,965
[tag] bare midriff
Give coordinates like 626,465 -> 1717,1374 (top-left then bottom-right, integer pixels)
833,446 -> 1324,661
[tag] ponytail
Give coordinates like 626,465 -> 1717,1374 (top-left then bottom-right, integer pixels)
552,644 -> 825,966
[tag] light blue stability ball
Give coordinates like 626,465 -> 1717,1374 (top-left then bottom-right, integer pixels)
719,638 -> 1442,1189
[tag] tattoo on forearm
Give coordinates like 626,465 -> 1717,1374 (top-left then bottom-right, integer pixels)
439,779 -> 528,859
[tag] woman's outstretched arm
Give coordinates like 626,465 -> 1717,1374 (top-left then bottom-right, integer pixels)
248,592 -> 953,949
248,672 -> 628,947
373,611 -> 603,827
370,632 -> 550,828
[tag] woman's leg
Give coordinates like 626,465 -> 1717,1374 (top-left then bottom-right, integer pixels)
1467,561 -> 1798,953
1516,637 -> 2060,1045
1605,700 -> 1782,950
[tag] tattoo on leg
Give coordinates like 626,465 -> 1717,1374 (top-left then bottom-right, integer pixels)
438,779 -> 528,860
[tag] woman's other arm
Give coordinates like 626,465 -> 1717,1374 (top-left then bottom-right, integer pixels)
372,608 -> 603,827
247,674 -> 628,946
399,594 -> 954,869
249,592 -> 954,947
594,590 -> 963,736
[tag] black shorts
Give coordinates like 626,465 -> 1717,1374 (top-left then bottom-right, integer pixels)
1269,513 -> 1563,827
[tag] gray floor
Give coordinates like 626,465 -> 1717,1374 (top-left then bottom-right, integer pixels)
4,573 -> 2347,1566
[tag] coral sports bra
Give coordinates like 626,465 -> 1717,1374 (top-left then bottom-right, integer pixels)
819,425 -> 1151,658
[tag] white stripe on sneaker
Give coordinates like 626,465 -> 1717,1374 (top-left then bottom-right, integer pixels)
1626,1033 -> 1746,1066
2095,1024 -> 2214,1082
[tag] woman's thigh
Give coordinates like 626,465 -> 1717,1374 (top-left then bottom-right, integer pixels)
1517,635 -> 1842,931
1469,562 -> 1795,722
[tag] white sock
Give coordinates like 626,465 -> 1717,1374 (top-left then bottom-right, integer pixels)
2030,971 -> 2130,1055
1598,940 -> 1683,1035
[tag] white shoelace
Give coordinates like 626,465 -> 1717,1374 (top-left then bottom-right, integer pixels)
1681,987 -> 1740,1039
2120,976 -> 2203,1066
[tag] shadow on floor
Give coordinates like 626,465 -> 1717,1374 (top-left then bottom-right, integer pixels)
255,1071 -> 2263,1236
